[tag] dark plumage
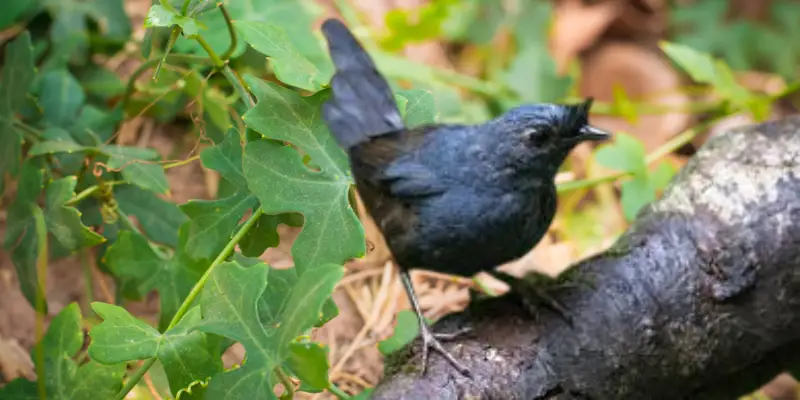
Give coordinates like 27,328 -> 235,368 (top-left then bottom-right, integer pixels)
321,18 -> 611,376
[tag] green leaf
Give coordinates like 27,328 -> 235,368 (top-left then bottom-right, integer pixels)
146,4 -> 202,36
3,160 -> 46,308
200,129 -> 247,188
381,0 -> 454,50
28,141 -> 91,156
180,191 -> 259,261
102,144 -> 170,194
73,65 -> 126,101
104,229 -> 202,329
235,21 -> 332,92
198,261 -> 343,398
504,42 -> 571,104
197,261 -> 278,399
0,377 -> 38,399
0,32 -> 35,178
659,41 -> 717,84
397,89 -> 437,126
594,133 -> 647,175
89,303 -> 222,396
239,213 -> 280,257
503,2 -> 570,104
44,177 -> 106,252
243,78 -> 365,273
226,0 -> 329,70
0,0 -> 39,30
659,41 -> 752,108
115,184 -> 187,247
88,302 -> 161,362
286,337 -> 330,393
16,303 -> 128,399
620,176 -> 655,222
378,309 -> 419,355
649,161 -> 676,191
38,69 -> 86,127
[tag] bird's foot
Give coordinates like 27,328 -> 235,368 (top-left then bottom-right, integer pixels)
488,270 -> 574,326
418,324 -> 472,377
519,285 -> 573,326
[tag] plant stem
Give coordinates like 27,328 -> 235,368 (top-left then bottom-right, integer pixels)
123,54 -> 213,110
154,27 -> 182,80
114,359 -> 156,400
66,180 -> 126,206
222,65 -> 255,108
218,3 -> 237,61
113,207 -> 264,400
33,206 -> 48,400
181,0 -> 192,14
81,250 -> 94,316
195,35 -> 224,68
328,383 -> 352,399
163,155 -> 200,170
275,367 -> 295,398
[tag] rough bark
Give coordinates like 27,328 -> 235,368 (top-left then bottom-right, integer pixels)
373,116 -> 800,399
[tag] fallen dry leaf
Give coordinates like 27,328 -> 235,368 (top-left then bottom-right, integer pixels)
551,0 -> 622,74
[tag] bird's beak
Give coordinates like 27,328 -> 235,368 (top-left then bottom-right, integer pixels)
578,125 -> 612,141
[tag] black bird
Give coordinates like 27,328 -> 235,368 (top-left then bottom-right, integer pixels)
320,18 -> 611,376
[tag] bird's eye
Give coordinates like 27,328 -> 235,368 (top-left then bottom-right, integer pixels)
524,128 -> 550,147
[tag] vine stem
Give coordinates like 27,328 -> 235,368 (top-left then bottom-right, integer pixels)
328,383 -> 352,399
33,206 -> 48,400
218,2 -> 237,61
275,367 -> 295,398
113,207 -> 264,400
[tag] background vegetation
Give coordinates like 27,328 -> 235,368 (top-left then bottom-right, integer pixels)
0,0 -> 799,399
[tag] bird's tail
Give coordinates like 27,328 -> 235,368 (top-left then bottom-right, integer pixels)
321,18 -> 405,150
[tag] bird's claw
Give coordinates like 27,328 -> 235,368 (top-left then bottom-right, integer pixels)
433,327 -> 472,341
524,287 -> 574,326
418,324 -> 472,377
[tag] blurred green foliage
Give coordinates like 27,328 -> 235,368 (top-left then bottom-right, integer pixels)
0,0 -> 798,399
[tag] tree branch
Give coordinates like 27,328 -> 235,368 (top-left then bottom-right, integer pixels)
373,116 -> 800,399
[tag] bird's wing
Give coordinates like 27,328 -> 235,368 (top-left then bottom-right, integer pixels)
349,125 -> 447,201
382,161 -> 445,199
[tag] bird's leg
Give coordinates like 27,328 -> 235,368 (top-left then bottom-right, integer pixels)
399,270 -> 472,377
488,270 -> 573,326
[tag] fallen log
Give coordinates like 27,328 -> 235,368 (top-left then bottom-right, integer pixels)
372,116 -> 800,399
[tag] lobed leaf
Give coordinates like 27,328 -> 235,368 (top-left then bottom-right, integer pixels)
146,4 -> 202,37
197,261 -> 343,398
235,21 -> 332,92
0,304 -> 126,399
243,78 -> 365,273
89,303 -> 223,396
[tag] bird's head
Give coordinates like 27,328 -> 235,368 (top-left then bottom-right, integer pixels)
497,98 -> 611,176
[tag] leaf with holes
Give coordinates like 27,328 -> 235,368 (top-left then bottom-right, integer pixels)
197,261 -> 343,398
88,303 -> 222,396
242,78 -> 364,274
180,192 -> 259,261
